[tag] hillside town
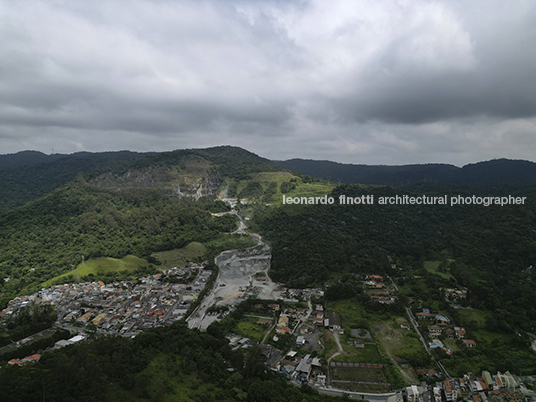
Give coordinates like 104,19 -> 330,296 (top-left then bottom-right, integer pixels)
2,244 -> 536,402
0,262 -> 211,338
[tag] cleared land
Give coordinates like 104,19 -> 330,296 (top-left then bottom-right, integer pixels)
455,309 -> 488,329
331,365 -> 390,393
327,299 -> 365,329
334,343 -> 382,364
153,242 -> 207,269
232,171 -> 336,205
424,260 -> 454,280
43,255 -> 148,287
234,316 -> 272,341
324,329 -> 339,359
372,317 -> 424,384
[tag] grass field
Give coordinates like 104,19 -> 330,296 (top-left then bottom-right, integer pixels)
472,329 -> 510,343
327,299 -> 365,329
334,343 -> 382,364
371,317 -> 425,384
456,309 -> 488,329
231,171 -> 337,205
278,182 -> 337,202
372,318 -> 423,355
424,260 -> 454,280
323,329 -> 339,359
234,316 -> 270,341
153,242 -> 208,269
331,366 -> 390,393
443,338 -> 461,353
43,255 -> 148,287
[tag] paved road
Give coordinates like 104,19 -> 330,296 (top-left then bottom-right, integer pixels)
404,306 -> 429,353
0,327 -> 58,356
316,387 -> 399,402
55,323 -> 84,334
292,299 -> 312,335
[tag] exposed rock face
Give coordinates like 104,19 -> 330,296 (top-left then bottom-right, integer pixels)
92,168 -> 224,199
173,177 -> 224,200
93,169 -> 171,188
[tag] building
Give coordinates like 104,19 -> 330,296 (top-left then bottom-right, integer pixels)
325,312 -> 341,330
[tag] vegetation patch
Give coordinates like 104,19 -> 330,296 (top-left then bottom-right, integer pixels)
327,299 -> 366,330
153,242 -> 208,269
204,234 -> 257,252
373,318 -> 425,357
334,344 -> 383,364
331,365 -> 390,393
42,255 -> 148,287
424,260 -> 454,280
455,309 -> 488,329
234,316 -> 270,341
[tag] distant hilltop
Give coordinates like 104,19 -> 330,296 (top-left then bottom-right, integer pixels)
273,158 -> 536,187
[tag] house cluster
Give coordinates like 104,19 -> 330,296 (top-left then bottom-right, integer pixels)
427,322 -> 476,350
312,304 -> 324,327
444,288 -> 468,300
416,308 -> 450,323
7,353 -> 41,366
276,314 -> 292,335
364,274 -> 397,304
276,351 -> 325,385
444,371 -> 528,402
365,274 -> 386,288
279,288 -> 324,302
0,263 -> 211,337
407,370 -> 533,402
413,308 -> 479,353
273,305 -> 310,337
370,294 -> 397,304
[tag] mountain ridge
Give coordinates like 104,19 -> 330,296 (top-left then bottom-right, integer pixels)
0,146 -> 283,212
273,157 -> 536,187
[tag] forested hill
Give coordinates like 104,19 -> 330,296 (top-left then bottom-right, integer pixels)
0,180 -> 241,308
0,320 -> 337,401
274,158 -> 536,187
253,184 -> 536,332
0,146 -> 282,212
0,151 -> 64,169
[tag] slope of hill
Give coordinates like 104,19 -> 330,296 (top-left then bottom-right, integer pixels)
0,151 -> 64,169
0,180 -> 241,307
0,146 -> 283,212
274,158 -> 536,187
0,146 -> 320,306
253,183 -> 536,374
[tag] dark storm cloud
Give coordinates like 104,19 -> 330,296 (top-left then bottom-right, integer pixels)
0,0 -> 535,165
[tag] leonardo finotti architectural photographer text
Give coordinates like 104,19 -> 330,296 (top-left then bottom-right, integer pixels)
282,194 -> 527,207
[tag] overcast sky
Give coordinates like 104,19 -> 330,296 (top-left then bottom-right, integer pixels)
1,0 -> 535,165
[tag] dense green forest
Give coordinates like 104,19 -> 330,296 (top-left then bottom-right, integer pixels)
0,321 -> 339,402
253,184 -> 536,333
0,181 -> 237,309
